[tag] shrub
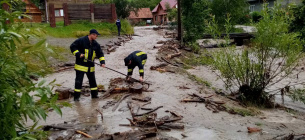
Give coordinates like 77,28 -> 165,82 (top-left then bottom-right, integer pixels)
0,8 -> 65,139
205,4 -> 304,106
251,11 -> 262,22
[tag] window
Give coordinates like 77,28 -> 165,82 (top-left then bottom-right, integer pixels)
55,9 -> 64,17
155,16 -> 157,21
249,5 -> 255,12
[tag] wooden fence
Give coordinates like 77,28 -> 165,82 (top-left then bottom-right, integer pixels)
49,3 -> 117,27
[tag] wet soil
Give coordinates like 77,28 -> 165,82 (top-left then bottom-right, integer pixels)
30,26 -> 305,140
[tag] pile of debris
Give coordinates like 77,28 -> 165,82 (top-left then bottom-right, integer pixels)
104,35 -> 133,54
55,82 -> 105,100
121,101 -> 184,131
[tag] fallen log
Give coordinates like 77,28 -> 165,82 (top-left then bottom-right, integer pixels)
107,46 -> 117,54
150,63 -> 168,70
181,99 -> 203,102
101,87 -> 115,99
112,94 -> 130,112
75,130 -> 92,138
165,110 -> 183,118
163,117 -> 182,123
141,107 -> 153,110
132,97 -> 151,102
135,106 -> 163,116
141,102 -> 151,107
127,101 -> 136,118
168,45 -> 180,53
96,109 -> 103,122
43,125 -> 69,131
162,123 -> 184,129
161,57 -> 180,67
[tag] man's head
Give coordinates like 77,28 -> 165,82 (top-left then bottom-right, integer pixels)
124,57 -> 132,66
88,29 -> 100,40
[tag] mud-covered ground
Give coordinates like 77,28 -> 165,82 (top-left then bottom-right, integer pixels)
30,27 -> 305,140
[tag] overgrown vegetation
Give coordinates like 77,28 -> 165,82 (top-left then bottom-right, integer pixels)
182,0 -> 210,42
210,0 -> 250,26
204,4 -> 305,107
0,6 -> 67,139
288,0 -> 305,41
25,20 -> 134,38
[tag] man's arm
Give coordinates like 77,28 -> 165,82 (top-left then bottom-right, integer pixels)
70,39 -> 81,58
96,44 -> 105,67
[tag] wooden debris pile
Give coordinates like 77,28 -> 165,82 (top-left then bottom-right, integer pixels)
54,62 -> 75,72
181,93 -> 227,113
120,101 -> 184,131
105,35 -> 133,54
150,63 -> 175,73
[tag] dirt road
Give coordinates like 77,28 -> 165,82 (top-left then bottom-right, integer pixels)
35,27 -> 305,140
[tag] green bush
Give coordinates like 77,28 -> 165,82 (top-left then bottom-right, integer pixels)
210,0 -> 250,27
288,1 -> 305,41
0,8 -> 66,139
205,4 -> 304,107
251,11 -> 262,22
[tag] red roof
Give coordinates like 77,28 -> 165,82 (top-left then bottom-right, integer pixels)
152,0 -> 177,13
129,8 -> 153,19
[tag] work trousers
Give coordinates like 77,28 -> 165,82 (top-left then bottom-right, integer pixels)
74,70 -> 98,100
117,25 -> 121,36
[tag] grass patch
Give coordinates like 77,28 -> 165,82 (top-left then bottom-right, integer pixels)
255,122 -> 263,126
225,106 -> 261,116
23,20 -> 134,38
181,53 -> 208,67
187,73 -> 211,87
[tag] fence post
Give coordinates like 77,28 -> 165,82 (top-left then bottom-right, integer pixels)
49,3 -> 56,27
90,4 -> 94,23
63,3 -> 70,26
2,3 -> 10,24
111,4 -> 117,23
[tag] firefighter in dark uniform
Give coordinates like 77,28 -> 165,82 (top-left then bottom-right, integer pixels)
70,29 -> 105,101
124,51 -> 147,82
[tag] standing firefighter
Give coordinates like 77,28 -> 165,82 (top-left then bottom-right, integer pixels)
116,19 -> 121,36
124,51 -> 147,82
70,29 -> 105,101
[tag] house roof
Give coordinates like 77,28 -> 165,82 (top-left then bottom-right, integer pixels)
129,8 -> 153,19
152,0 -> 177,13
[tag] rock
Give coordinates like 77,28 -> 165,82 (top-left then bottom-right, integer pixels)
55,87 -> 73,100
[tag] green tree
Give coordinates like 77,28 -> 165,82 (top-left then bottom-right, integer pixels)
0,6 -> 64,139
288,0 -> 305,40
210,0 -> 250,27
205,4 -> 305,106
182,0 -> 210,42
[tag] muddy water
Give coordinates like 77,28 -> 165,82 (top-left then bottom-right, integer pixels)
30,27 -> 305,140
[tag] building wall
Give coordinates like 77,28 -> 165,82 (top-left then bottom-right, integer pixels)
153,5 -> 166,25
248,0 -> 275,12
249,0 -> 302,12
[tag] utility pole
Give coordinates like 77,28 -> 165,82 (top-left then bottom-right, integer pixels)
177,0 -> 182,44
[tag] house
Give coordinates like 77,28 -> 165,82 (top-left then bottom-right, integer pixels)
20,0 -> 42,22
248,0 -> 301,12
152,0 -> 177,25
45,0 -> 92,22
128,8 -> 153,25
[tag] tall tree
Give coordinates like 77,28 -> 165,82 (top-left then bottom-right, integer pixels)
181,0 -> 210,42
210,0 -> 250,26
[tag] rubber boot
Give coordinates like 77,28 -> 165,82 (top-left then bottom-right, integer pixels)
74,92 -> 81,101
91,90 -> 99,99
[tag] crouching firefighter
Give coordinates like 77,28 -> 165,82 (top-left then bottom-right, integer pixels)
124,51 -> 147,82
70,29 -> 105,101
